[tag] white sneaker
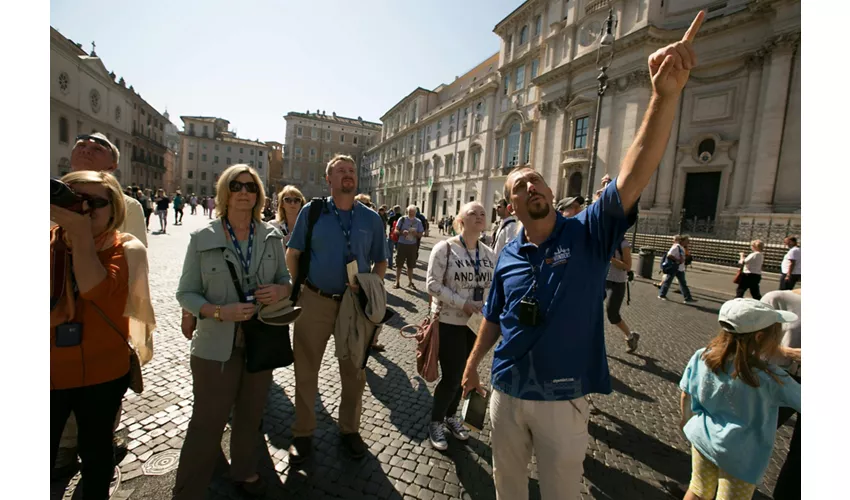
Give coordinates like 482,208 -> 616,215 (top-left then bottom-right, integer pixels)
429,421 -> 448,450
444,416 -> 469,441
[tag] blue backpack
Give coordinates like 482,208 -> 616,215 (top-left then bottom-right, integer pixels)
661,245 -> 683,274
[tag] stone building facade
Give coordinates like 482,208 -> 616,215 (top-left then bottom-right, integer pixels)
495,0 -> 800,238
282,111 -> 381,200
127,92 -> 168,190
364,53 -> 502,220
178,117 -> 268,197
365,0 -> 800,239
265,141 -> 285,194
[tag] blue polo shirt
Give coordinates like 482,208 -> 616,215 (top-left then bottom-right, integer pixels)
288,198 -> 387,295
482,179 -> 637,401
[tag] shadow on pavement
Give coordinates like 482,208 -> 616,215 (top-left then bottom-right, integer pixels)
386,290 -> 419,313
610,373 -> 655,403
584,454 -> 678,499
365,353 -> 432,442
443,435 -> 496,499
608,354 -> 682,386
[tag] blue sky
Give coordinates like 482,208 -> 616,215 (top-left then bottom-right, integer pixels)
50,0 -> 521,143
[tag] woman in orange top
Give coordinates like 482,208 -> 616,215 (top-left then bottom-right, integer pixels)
51,171 -> 154,500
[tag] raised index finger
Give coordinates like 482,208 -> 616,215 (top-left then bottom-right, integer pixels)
682,10 -> 705,42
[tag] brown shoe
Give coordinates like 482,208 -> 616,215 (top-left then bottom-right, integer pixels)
341,433 -> 367,460
288,436 -> 312,464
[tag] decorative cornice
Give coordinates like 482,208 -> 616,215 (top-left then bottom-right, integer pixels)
614,69 -> 651,92
585,0 -> 612,16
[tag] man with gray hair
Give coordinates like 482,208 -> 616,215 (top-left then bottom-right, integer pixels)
392,205 -> 424,289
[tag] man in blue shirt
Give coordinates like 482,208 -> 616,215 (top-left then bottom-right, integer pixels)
461,12 -> 705,499
285,154 -> 387,463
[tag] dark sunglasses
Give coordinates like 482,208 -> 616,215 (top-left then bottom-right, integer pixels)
75,135 -> 116,159
229,180 -> 259,193
80,194 -> 111,210
283,197 -> 301,204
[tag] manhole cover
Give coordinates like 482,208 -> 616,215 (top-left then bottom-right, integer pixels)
142,449 -> 180,476
63,466 -> 121,499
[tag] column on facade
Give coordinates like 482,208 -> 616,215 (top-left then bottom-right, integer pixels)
726,53 -> 765,210
744,41 -> 796,211
540,108 -> 564,191
651,90 -> 682,211
594,90 -> 616,196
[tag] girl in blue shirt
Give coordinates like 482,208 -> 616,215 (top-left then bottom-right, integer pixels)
679,298 -> 800,500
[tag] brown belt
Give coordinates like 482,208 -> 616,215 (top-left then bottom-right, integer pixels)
305,281 -> 343,302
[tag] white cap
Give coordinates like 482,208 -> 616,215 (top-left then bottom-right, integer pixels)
718,298 -> 798,334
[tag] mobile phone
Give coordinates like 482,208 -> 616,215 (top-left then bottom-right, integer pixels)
55,322 -> 83,347
461,390 -> 489,432
473,286 -> 484,302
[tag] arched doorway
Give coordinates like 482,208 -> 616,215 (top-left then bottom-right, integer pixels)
568,172 -> 582,196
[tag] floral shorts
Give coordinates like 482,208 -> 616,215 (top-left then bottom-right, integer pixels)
689,446 -> 757,500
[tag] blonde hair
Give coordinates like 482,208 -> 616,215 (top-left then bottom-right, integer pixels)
214,164 -> 266,221
276,185 -> 306,223
355,193 -> 373,207
60,170 -> 126,234
326,154 -> 356,176
453,201 -> 485,234
751,239 -> 764,252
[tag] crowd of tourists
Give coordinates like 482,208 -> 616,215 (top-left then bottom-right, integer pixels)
51,13 -> 801,500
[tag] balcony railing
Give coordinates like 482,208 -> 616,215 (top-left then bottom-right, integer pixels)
562,148 -> 589,163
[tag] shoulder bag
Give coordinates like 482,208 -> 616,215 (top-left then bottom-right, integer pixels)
400,239 -> 451,382
224,254 -> 294,373
91,303 -> 144,394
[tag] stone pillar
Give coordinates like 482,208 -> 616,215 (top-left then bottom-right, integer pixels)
727,52 -> 765,210
652,92 -> 681,211
744,36 -> 798,210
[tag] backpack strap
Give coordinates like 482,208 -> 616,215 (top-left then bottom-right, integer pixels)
290,197 -> 325,303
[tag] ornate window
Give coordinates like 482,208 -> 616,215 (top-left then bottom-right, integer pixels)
58,117 -> 69,144
506,122 -> 521,167
58,72 -> 70,94
573,116 -> 589,149
519,25 -> 529,45
89,89 -> 101,113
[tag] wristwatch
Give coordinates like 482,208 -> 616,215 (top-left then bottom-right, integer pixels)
214,305 -> 222,322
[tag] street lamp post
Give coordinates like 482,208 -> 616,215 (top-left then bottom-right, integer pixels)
585,10 -> 617,206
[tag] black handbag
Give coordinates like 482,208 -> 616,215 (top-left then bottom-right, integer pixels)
223,256 -> 294,373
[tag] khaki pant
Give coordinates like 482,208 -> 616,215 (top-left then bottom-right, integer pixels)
291,286 -> 365,437
172,347 -> 272,500
490,389 -> 590,500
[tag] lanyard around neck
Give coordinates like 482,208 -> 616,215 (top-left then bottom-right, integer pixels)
458,235 -> 480,282
329,199 -> 354,259
223,217 -> 255,275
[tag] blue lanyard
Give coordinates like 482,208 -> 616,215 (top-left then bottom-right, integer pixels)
458,236 -> 480,283
329,199 -> 354,259
223,218 -> 255,276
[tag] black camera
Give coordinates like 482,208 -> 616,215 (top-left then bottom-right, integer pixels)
519,296 -> 540,326
51,179 -> 84,213
55,322 -> 83,347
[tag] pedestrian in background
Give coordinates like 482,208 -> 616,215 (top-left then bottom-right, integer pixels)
491,198 -> 521,255
155,189 -> 170,233
606,236 -> 640,353
272,184 -> 306,247
51,171 -> 155,500
736,239 -> 764,299
679,298 -> 800,500
285,154 -> 387,463
206,196 -> 215,219
189,193 -> 198,215
174,165 -> 291,499
355,193 -> 373,210
425,201 -> 495,450
659,235 -> 697,303
386,205 -> 402,271
779,236 -> 801,290
173,190 -> 185,226
392,205 -> 424,290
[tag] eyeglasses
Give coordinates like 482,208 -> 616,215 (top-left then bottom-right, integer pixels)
81,194 -> 111,210
75,135 -> 116,160
283,197 -> 301,204
229,180 -> 259,193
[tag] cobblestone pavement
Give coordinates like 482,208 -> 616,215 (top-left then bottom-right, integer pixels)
52,213 -> 793,500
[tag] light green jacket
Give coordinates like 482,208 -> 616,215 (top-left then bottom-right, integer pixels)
176,218 -> 290,362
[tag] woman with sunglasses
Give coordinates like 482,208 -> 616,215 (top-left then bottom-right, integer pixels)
273,185 -> 306,247
51,171 -> 155,500
174,165 -> 291,499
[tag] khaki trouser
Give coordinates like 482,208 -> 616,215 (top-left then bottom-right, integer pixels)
291,286 -> 365,437
172,347 -> 272,500
490,389 -> 590,500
